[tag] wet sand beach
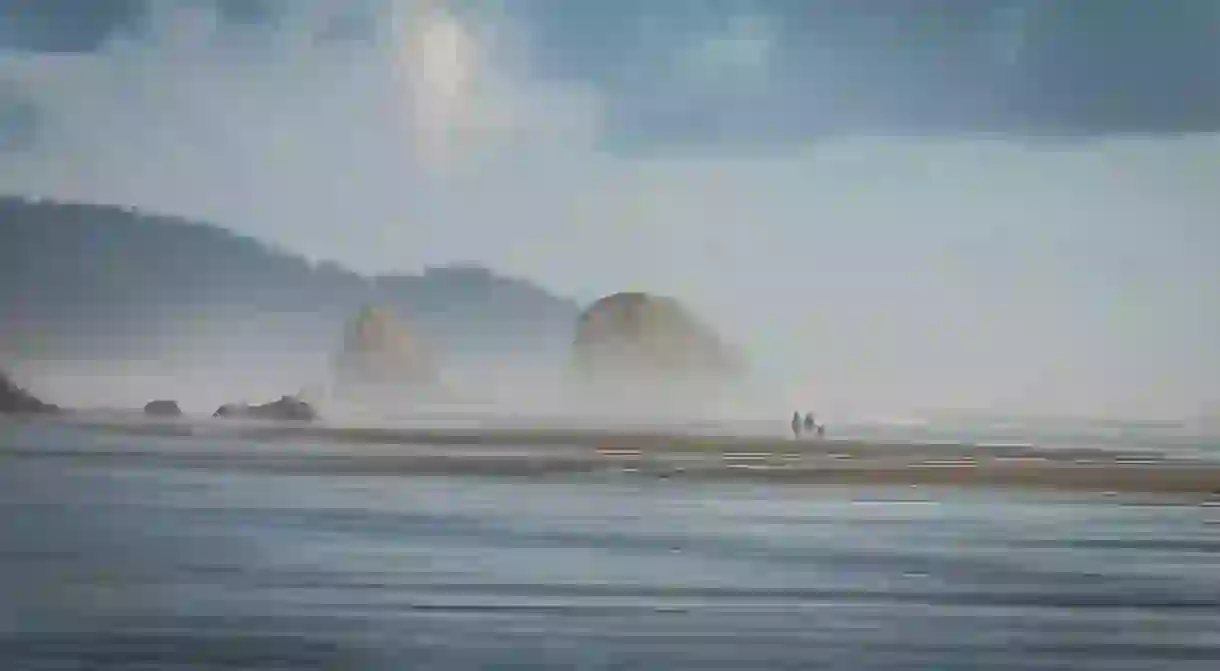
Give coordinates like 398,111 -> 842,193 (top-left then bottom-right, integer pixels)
7,415 -> 1220,497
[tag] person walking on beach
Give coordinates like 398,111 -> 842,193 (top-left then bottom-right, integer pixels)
803,412 -> 815,434
791,411 -> 802,440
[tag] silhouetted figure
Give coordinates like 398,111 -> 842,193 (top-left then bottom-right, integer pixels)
816,423 -> 826,439
803,412 -> 815,433
791,411 -> 802,439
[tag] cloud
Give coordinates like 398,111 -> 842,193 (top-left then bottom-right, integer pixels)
0,0 -> 141,52
1,0 -> 1218,418
593,0 -> 1220,145
672,13 -> 775,86
8,1 -> 1220,141
0,0 -> 604,261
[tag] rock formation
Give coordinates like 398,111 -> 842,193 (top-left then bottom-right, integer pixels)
569,292 -> 745,401
212,403 -> 241,418
0,371 -> 59,414
331,305 -> 440,399
143,400 -> 182,417
213,396 -> 317,422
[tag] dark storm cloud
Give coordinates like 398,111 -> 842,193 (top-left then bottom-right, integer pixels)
0,0 -> 142,51
518,0 -> 1220,143
1011,1 -> 1220,135
4,0 -> 1220,142
0,0 -> 278,51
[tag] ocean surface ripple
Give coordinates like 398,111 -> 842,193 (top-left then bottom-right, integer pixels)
2,422 -> 1219,670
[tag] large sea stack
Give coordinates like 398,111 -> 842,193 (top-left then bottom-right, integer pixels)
568,292 -> 745,413
330,305 -> 441,403
143,400 -> 183,417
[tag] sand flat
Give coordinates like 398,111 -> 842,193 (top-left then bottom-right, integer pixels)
4,415 -> 1219,497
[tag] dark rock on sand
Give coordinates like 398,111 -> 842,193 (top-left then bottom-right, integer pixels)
0,371 -> 60,415
143,400 -> 182,417
213,396 -> 317,422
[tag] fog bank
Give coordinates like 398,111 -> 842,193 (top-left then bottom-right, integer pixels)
2,1 -> 1218,419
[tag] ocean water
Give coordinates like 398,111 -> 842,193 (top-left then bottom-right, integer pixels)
816,416 -> 1220,461
2,421 -> 1220,670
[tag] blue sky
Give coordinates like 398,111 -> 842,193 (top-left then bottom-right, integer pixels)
1,0 -> 1218,418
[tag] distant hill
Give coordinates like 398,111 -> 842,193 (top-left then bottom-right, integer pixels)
0,369 -> 59,414
0,197 -> 581,372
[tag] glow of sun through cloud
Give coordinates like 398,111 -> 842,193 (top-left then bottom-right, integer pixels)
394,1 -> 478,169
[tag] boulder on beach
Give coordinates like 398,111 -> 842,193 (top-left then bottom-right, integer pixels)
213,395 -> 317,422
570,292 -> 746,385
143,399 -> 182,417
0,370 -> 60,415
331,305 -> 440,397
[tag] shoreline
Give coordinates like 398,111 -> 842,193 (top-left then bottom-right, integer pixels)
4,415 -> 1220,497
22,412 -> 1188,459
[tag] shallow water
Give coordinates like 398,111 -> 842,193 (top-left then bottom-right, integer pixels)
2,423 -> 1219,669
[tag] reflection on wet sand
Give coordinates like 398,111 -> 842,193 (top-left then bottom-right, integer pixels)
2,434 -> 1219,670
5,417 -> 1220,497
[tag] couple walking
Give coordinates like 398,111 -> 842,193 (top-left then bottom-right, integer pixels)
791,411 -> 825,439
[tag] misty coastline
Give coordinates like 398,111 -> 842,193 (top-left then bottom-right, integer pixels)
1,198 -> 772,420
3,201 -> 1218,502
5,4 -> 1220,667
5,412 -> 1220,499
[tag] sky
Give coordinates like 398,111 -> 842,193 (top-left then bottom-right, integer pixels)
1,0 -> 1219,419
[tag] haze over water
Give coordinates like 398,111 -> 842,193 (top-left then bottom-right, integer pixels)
4,2 -> 1220,668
